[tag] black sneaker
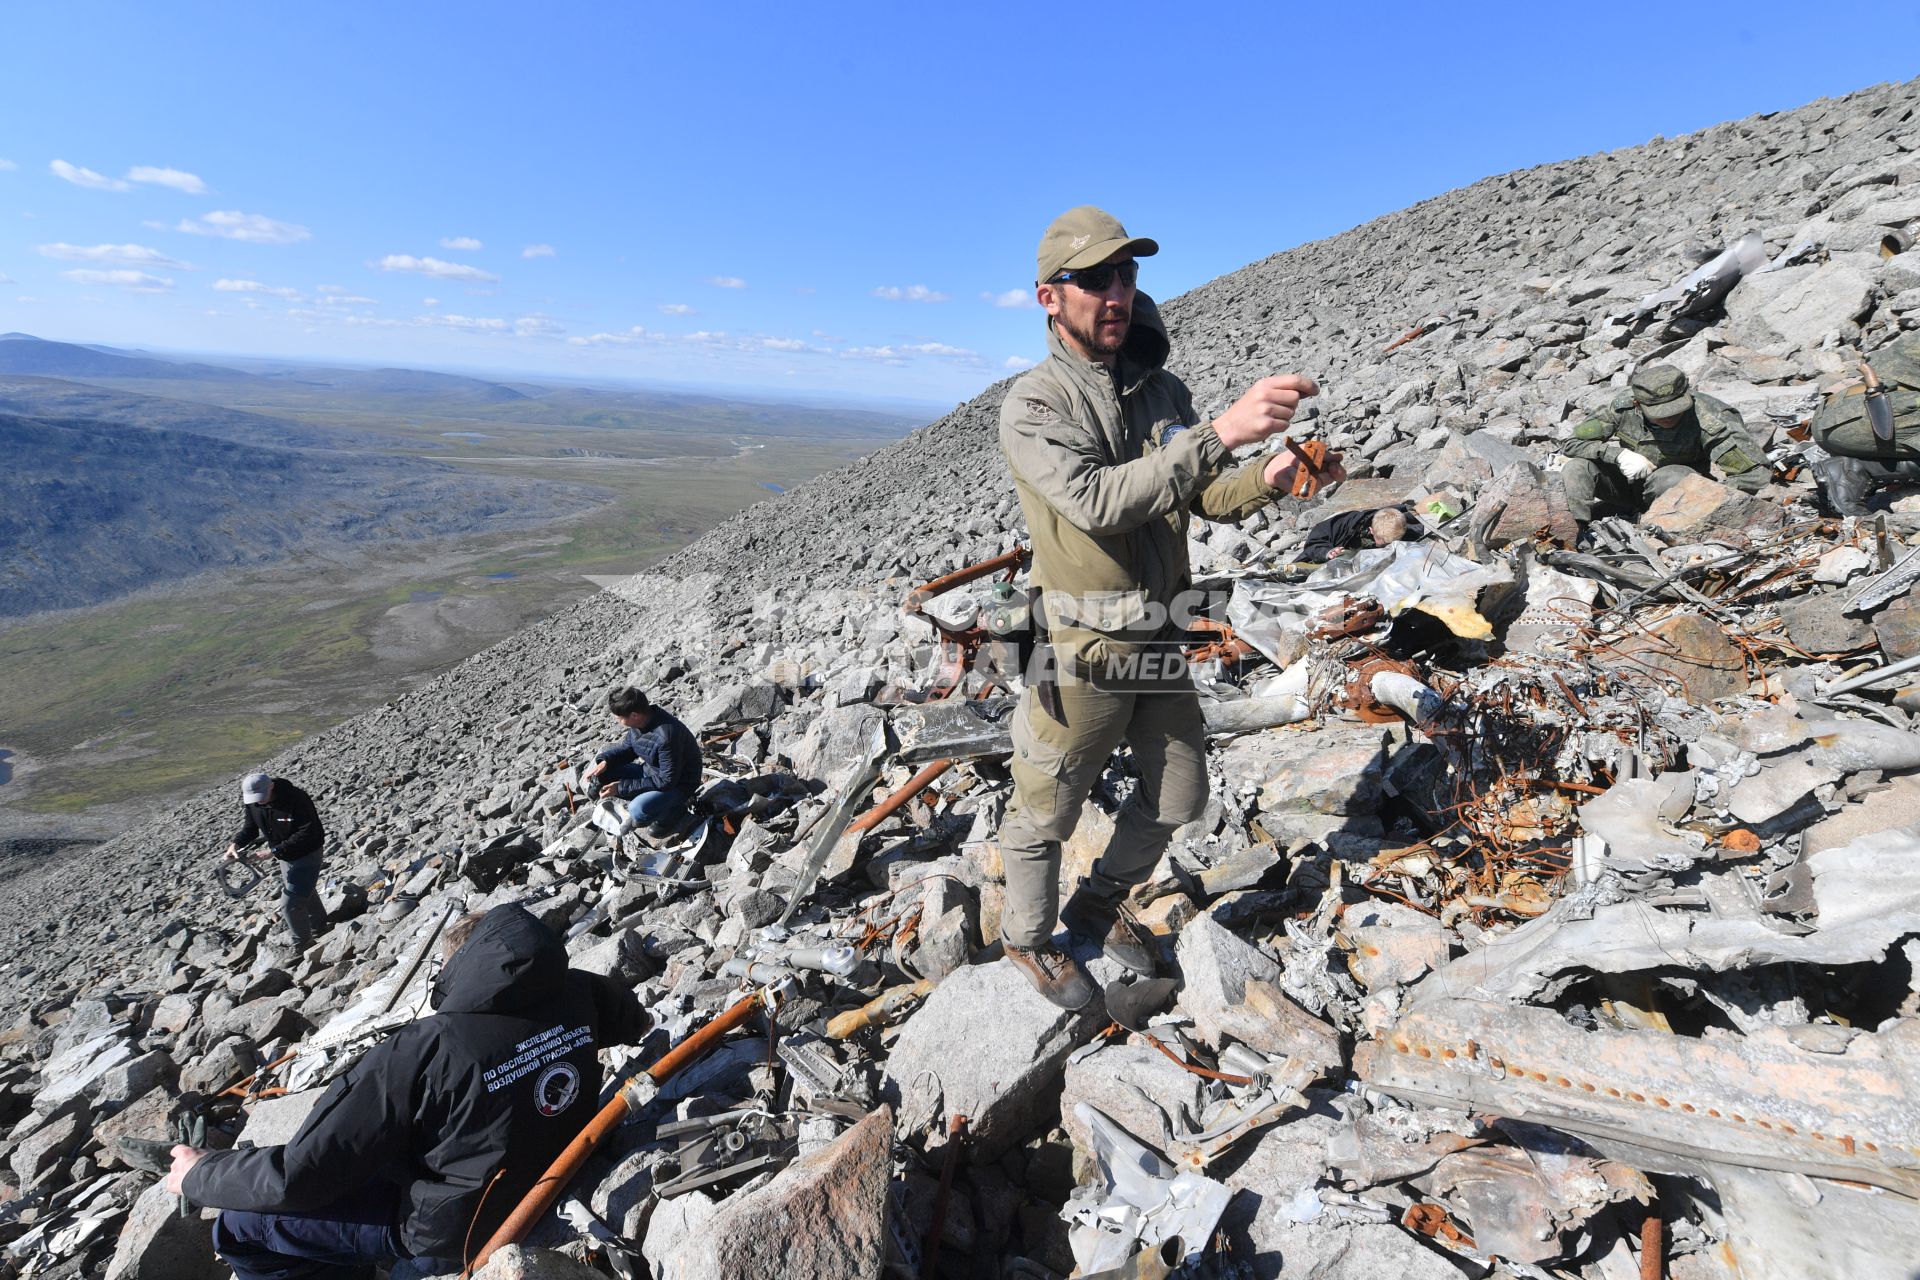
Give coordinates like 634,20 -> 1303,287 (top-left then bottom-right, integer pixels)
1004,943 -> 1095,1010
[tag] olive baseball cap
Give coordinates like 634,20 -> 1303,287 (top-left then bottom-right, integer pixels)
1036,206 -> 1158,285
1631,364 -> 1694,418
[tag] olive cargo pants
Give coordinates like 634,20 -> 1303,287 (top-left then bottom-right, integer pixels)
1560,457 -> 1702,523
997,679 -> 1210,949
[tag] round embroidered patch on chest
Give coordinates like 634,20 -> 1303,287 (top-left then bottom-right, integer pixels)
535,1062 -> 581,1117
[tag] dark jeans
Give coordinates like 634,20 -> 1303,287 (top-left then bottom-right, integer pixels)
211,1185 -> 450,1280
604,767 -> 691,833
280,850 -> 327,947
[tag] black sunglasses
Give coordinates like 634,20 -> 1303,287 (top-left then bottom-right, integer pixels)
1050,260 -> 1138,293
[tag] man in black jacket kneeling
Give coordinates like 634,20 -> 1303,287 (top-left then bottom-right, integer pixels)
165,904 -> 650,1279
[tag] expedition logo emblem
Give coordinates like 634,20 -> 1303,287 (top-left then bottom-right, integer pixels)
535,1062 -> 580,1117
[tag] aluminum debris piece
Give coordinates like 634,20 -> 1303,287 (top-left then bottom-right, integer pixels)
1359,995 -> 1920,1195
1062,1103 -> 1233,1276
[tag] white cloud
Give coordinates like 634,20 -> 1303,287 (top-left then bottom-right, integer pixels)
418,313 -> 508,332
761,336 -> 808,351
319,292 -> 377,306
658,302 -> 694,316
706,276 -> 747,289
0,273 -> 12,284
50,160 -> 130,191
873,284 -> 950,303
214,278 -> 301,299
316,284 -> 348,294
38,242 -> 190,268
515,315 -> 565,338
127,165 -> 207,194
1004,355 -> 1036,370
175,210 -> 311,244
422,297 -> 440,307
842,345 -> 908,365
0,159 -> 16,172
376,254 -> 498,282
62,268 -> 172,292
440,235 -> 483,251
521,243 -> 556,259
900,341 -> 977,359
568,326 -> 662,347
985,288 -> 1037,309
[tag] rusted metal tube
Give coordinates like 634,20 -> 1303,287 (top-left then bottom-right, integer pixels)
902,545 -> 1029,616
918,1114 -> 968,1279
466,993 -> 763,1273
1639,1203 -> 1663,1280
847,760 -> 953,836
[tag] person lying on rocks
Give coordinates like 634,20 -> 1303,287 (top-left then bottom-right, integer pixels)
1558,363 -> 1769,533
1299,503 -> 1424,565
582,685 -> 702,842
995,204 -> 1342,1010
1806,333 -> 1920,516
226,771 -> 328,951
164,904 -> 650,1280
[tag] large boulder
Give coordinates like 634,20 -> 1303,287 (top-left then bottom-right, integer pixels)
105,1181 -> 222,1280
1722,260 -> 1876,352
883,960 -> 1104,1161
656,1105 -> 892,1280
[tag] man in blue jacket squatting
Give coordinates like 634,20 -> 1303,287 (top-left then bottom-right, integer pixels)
165,905 -> 650,1278
582,686 -> 703,841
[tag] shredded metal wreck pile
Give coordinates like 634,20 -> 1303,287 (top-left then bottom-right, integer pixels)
4,77 -> 1920,1280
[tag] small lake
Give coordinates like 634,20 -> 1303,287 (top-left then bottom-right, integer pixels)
440,431 -> 490,439
485,571 -> 517,580
408,590 -> 444,603
0,748 -> 12,787
761,482 -> 786,494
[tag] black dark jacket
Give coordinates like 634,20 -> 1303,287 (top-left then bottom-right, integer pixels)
1301,504 -> 1425,563
232,779 -> 325,862
184,905 -> 648,1261
594,708 -> 702,798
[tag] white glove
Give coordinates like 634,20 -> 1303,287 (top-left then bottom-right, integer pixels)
1615,449 -> 1656,480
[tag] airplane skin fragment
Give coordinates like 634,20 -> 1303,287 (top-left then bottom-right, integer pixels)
1413,824 -> 1920,1004
1357,997 -> 1920,1197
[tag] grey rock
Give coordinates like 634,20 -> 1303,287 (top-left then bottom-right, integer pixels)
1175,912 -> 1285,1048
470,1246 -> 606,1280
658,1105 -> 892,1280
105,1181 -> 223,1280
236,1088 -> 325,1147
883,960 -> 1103,1162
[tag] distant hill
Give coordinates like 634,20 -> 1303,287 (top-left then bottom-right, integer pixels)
295,366 -> 531,402
0,333 -> 254,382
0,407 -> 603,616
0,375 -> 408,453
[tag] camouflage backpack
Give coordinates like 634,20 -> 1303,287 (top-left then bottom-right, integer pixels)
1812,334 -> 1920,460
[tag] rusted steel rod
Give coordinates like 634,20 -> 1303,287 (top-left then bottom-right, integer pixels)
902,545 -> 1029,616
466,992 -> 764,1273
1639,1204 -> 1663,1280
918,1114 -> 969,1279
846,760 -> 954,836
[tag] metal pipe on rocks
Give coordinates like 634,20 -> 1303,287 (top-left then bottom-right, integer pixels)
1821,650 -> 1920,698
465,991 -> 767,1273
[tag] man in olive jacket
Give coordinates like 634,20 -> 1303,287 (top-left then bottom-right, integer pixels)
996,205 -> 1332,1008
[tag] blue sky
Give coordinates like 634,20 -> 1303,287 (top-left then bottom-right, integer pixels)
1,2 -> 1915,407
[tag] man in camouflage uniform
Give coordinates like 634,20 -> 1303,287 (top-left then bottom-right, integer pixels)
1559,364 -> 1769,526
1809,334 -> 1920,516
995,206 -> 1332,1009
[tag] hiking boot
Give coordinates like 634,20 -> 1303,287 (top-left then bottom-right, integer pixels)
1060,878 -> 1158,976
1005,942 -> 1095,1010
1815,456 -> 1875,517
